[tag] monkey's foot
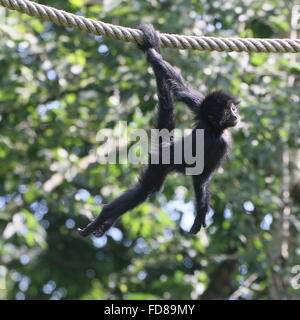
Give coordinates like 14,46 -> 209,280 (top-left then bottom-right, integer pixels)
92,223 -> 112,238
78,219 -> 112,238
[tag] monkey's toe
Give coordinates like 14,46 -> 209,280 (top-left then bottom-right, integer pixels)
77,227 -> 89,237
92,224 -> 110,238
92,229 -> 104,237
78,223 -> 111,238
90,222 -> 112,238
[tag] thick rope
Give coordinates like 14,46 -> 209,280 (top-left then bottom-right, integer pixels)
1,0 -> 300,53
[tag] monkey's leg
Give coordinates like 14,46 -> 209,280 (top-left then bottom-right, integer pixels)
78,186 -> 149,237
78,166 -> 168,237
189,176 -> 209,234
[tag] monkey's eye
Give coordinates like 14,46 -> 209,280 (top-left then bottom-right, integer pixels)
230,104 -> 238,113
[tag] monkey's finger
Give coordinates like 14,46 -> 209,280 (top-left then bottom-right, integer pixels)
77,220 -> 97,236
189,224 -> 201,235
189,217 -> 206,234
77,227 -> 91,237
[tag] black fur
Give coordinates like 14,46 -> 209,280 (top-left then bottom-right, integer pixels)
78,24 -> 240,237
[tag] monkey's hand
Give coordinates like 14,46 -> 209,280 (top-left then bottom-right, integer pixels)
137,24 -> 161,53
189,209 -> 207,234
78,206 -> 117,237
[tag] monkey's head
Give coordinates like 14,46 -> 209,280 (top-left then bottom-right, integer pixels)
201,91 -> 240,130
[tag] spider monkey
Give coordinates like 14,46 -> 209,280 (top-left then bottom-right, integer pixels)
78,24 -> 240,238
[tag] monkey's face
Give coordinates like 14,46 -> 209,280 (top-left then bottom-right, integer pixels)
202,91 -> 240,129
219,101 -> 240,128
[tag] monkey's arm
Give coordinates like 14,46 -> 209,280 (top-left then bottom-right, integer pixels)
189,136 -> 229,234
190,176 -> 209,234
137,24 -> 175,131
138,24 -> 204,111
146,48 -> 204,112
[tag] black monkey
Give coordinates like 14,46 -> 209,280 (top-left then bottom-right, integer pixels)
78,24 -> 240,237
